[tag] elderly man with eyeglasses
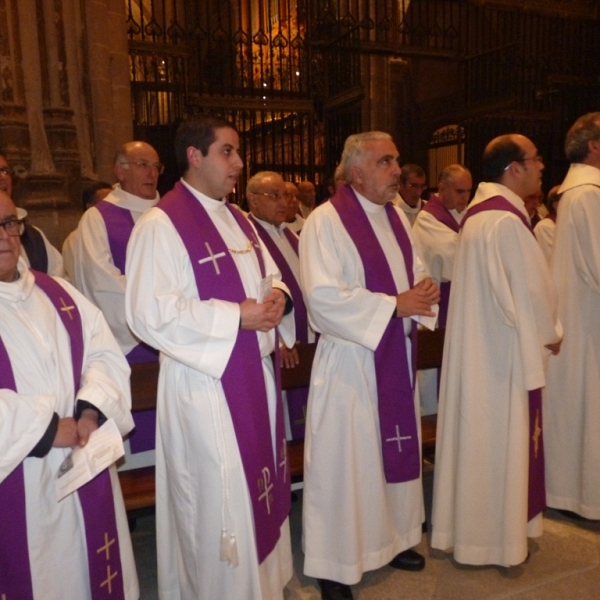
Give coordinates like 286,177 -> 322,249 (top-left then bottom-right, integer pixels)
70,140 -> 163,470
0,153 -> 64,276
0,189 -> 139,598
246,171 -> 315,440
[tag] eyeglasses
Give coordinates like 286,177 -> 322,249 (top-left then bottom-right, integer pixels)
405,182 -> 427,190
0,167 -> 13,177
518,154 -> 543,164
0,218 -> 24,236
504,155 -> 544,171
119,160 -> 165,175
252,191 -> 291,201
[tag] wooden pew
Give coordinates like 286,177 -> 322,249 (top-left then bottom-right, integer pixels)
119,329 -> 445,515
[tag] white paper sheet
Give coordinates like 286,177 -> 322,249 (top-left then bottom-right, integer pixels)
55,418 -> 125,501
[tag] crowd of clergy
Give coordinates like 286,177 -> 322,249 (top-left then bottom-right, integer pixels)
0,109 -> 598,600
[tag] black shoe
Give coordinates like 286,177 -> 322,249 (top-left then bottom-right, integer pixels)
317,578 -> 354,600
389,549 -> 426,572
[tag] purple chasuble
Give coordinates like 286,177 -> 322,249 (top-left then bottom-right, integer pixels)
158,182 -> 289,563
0,271 -> 125,600
460,195 -> 546,521
95,200 -> 157,453
330,185 -> 420,483
248,216 -> 310,440
421,194 -> 460,328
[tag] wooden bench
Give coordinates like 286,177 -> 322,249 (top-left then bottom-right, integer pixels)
119,329 -> 445,515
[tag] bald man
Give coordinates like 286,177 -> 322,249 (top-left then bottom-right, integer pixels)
71,141 -> 163,469
432,134 -> 562,567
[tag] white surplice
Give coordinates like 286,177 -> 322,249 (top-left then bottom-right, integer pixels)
412,206 -> 463,287
544,163 -> 600,519
412,205 -> 464,416
70,185 -> 159,356
125,180 -> 295,600
70,185 -> 160,470
0,260 -> 138,599
533,217 -> 556,266
431,182 -> 562,567
393,193 -> 422,226
299,193 -> 426,585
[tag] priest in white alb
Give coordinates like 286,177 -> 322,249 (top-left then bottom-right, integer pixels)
431,134 -> 563,567
70,141 -> 163,470
544,112 -> 600,519
300,131 -> 439,600
0,190 -> 138,599
125,115 -> 295,600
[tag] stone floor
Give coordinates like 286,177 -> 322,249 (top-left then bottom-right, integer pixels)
131,466 -> 600,599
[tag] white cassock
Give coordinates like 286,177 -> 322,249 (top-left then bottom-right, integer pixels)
0,260 -> 138,599
70,185 -> 159,356
62,228 -> 78,282
125,181 -> 295,600
431,182 -> 562,567
544,163 -> 600,519
250,215 -> 315,440
285,214 -> 305,234
393,193 -> 422,227
412,206 -> 464,416
533,217 -> 556,266
299,194 -> 426,585
71,185 -> 159,470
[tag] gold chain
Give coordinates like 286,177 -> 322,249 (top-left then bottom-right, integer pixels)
228,239 -> 254,255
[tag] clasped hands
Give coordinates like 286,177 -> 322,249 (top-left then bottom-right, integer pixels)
396,277 -> 440,318
53,408 -> 99,449
240,288 -> 286,332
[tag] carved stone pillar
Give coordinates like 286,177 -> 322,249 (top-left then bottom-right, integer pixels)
85,0 -> 133,182
0,0 -> 31,167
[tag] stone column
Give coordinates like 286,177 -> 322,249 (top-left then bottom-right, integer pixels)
85,0 -> 133,183
0,0 -> 30,163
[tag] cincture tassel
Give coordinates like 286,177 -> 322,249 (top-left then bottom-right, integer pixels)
220,528 -> 239,568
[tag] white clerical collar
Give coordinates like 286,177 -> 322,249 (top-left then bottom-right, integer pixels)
395,194 -> 421,214
180,177 -> 228,213
0,258 -> 35,302
352,187 -> 386,214
471,181 -> 528,219
559,162 -> 600,194
104,184 -> 160,212
250,213 -> 285,236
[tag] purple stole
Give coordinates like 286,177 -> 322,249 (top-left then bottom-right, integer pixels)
530,211 -> 542,229
0,271 -> 125,599
96,200 -> 157,453
158,182 -> 289,563
330,185 -> 420,483
461,195 -> 546,520
248,216 -> 309,439
545,213 -> 557,223
421,194 -> 460,328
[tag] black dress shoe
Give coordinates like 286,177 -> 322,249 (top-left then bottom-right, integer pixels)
389,548 -> 425,571
317,578 -> 354,600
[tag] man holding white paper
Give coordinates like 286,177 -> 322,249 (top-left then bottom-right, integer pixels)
126,115 -> 295,600
299,131 -> 439,599
0,190 -> 138,599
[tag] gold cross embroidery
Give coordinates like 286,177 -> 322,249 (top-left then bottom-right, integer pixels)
60,297 -> 76,320
97,532 -> 115,561
532,409 -> 542,459
100,565 -> 118,594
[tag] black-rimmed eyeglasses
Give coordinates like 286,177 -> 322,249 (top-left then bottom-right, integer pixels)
0,218 -> 25,236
